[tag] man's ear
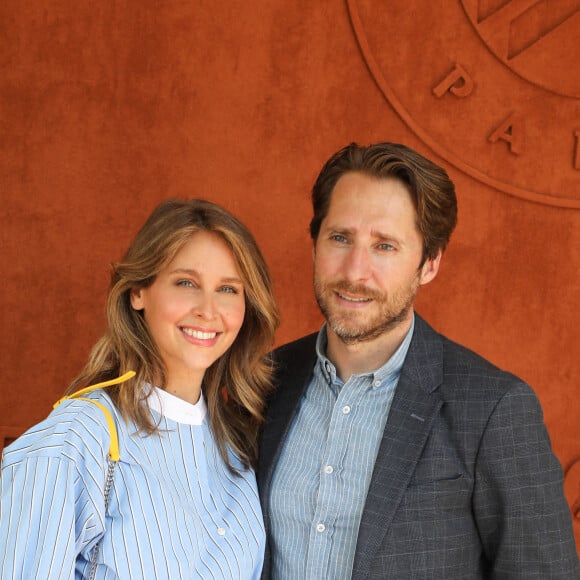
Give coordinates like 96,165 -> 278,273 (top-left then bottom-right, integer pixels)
130,288 -> 145,311
419,250 -> 442,286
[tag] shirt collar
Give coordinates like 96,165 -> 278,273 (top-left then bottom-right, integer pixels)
315,314 -> 415,388
146,384 -> 207,425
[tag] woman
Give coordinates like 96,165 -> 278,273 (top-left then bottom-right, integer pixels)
0,199 -> 279,579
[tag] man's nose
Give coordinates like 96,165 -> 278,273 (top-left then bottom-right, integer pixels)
342,245 -> 372,282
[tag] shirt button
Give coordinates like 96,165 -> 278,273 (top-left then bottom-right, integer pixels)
316,523 -> 326,533
217,527 -> 226,536
324,465 -> 334,474
342,405 -> 351,414
373,379 -> 381,388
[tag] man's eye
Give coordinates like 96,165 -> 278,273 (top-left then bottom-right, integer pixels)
330,234 -> 348,243
377,243 -> 395,251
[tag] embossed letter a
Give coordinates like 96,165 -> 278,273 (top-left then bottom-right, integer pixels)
488,112 -> 522,155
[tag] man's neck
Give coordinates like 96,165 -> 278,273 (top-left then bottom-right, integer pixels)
325,313 -> 414,382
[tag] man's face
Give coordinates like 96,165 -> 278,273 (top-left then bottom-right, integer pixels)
313,172 -> 439,345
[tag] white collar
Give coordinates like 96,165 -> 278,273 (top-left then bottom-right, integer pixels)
147,385 -> 207,425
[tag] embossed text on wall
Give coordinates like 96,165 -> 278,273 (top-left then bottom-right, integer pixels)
348,0 -> 580,207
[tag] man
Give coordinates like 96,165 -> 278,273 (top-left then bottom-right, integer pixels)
258,142 -> 579,579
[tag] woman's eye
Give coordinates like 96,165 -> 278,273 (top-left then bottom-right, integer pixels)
176,279 -> 194,287
220,285 -> 239,294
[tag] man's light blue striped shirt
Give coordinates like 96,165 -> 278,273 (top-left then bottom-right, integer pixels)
269,319 -> 414,579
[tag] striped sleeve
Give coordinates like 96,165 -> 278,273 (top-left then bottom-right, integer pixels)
0,401 -> 110,580
1,456 -> 83,579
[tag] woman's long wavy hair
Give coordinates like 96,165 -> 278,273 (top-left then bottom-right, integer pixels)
66,199 -> 279,473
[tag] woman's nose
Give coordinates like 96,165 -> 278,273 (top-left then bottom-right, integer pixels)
192,292 -> 217,320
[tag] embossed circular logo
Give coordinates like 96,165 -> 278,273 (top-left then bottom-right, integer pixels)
348,0 -> 580,208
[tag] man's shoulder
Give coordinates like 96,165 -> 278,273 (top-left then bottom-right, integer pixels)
272,332 -> 318,364
269,333 -> 319,391
414,314 -> 529,395
439,329 -> 516,375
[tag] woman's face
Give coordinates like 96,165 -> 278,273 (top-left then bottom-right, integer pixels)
131,231 -> 246,397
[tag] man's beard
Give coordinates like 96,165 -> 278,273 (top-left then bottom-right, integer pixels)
314,277 -> 419,345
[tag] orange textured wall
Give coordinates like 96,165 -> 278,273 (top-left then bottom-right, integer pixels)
1,0 -> 578,548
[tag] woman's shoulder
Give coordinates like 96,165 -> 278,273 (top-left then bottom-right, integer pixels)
1,390 -> 118,468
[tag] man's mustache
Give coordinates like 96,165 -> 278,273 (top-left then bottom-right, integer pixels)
328,281 -> 382,301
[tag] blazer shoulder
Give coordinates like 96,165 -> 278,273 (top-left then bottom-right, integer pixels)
440,334 -> 535,406
441,334 -> 523,382
272,332 -> 318,369
413,314 -> 531,399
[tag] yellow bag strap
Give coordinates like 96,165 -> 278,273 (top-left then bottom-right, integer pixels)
53,370 -> 136,462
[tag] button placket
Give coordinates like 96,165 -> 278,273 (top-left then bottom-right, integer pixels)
310,382 -> 352,544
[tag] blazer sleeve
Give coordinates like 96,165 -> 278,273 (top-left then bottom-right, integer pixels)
473,381 -> 580,578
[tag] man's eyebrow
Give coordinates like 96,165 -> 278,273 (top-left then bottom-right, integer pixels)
324,226 -> 400,240
322,225 -> 355,234
371,230 -> 401,242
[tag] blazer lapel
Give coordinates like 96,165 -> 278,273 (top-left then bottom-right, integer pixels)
352,315 -> 444,579
258,335 -> 318,579
258,333 -> 318,501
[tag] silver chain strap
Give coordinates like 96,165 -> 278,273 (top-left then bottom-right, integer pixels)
88,459 -> 117,580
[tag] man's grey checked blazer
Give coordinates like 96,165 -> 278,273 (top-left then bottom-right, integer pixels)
258,314 -> 580,579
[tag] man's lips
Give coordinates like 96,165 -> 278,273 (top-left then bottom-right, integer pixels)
335,291 -> 372,303
331,281 -> 378,304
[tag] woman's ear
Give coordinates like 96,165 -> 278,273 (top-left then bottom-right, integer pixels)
130,288 -> 145,311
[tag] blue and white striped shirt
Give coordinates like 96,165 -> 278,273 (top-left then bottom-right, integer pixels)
269,320 -> 414,579
0,386 -> 264,579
